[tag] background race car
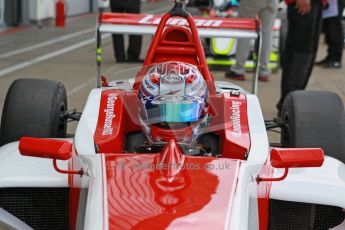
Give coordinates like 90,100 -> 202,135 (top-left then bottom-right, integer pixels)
187,0 -> 281,72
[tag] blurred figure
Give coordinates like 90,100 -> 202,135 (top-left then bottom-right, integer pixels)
110,0 -> 142,63
315,0 -> 345,68
225,0 -> 279,82
277,0 -> 324,114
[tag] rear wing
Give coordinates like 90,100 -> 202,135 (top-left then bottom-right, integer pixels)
96,12 -> 262,94
99,13 -> 259,39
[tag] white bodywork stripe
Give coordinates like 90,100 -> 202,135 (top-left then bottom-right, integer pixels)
246,94 -> 270,164
270,156 -> 345,208
80,155 -> 107,230
74,89 -> 103,155
0,142 -> 69,188
226,163 -> 262,230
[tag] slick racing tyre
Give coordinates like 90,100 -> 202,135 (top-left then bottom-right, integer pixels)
0,79 -> 67,146
280,90 -> 345,163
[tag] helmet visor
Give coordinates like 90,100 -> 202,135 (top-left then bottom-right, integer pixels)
142,95 -> 206,124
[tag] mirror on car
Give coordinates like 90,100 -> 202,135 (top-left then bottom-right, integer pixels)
19,137 -> 72,160
270,148 -> 324,168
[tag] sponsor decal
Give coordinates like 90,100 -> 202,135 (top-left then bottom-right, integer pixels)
139,15 -> 223,27
230,101 -> 242,138
152,95 -> 195,104
161,75 -> 184,83
102,93 -> 118,136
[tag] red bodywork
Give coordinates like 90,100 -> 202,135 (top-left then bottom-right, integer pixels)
270,148 -> 324,168
105,140 -> 241,229
19,137 -> 72,160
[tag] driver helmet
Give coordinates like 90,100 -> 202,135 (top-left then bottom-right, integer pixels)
138,61 -> 208,144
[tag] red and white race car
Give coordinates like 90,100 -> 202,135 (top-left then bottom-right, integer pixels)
0,1 -> 344,230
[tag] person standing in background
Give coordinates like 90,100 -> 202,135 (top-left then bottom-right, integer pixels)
315,0 -> 345,68
276,0 -> 325,114
110,0 -> 142,63
225,0 -> 279,82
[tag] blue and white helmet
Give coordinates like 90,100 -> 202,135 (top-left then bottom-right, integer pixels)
138,61 -> 208,126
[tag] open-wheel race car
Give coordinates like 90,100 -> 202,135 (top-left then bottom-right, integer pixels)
0,1 -> 345,230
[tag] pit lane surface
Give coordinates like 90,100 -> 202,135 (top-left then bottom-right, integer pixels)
0,0 -> 345,142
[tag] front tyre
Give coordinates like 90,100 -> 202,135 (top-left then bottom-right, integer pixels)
280,90 -> 345,163
0,79 -> 67,146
